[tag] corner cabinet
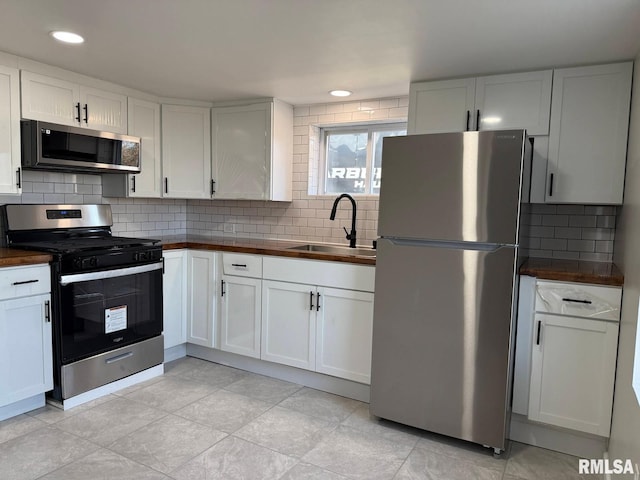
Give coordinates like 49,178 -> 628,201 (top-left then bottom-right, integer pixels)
161,104 -> 212,199
163,250 -> 187,350
0,65 -> 21,195
211,100 -> 292,201
527,280 -> 621,437
21,71 -> 127,133
408,70 -> 552,135
544,62 -> 632,204
0,264 -> 52,420
186,250 -> 218,348
103,98 -> 162,198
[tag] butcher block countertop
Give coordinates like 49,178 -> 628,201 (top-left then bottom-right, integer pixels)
0,248 -> 53,267
160,236 -> 376,266
519,257 -> 623,286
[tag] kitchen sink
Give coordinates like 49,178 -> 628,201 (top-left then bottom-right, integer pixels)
287,244 -> 376,257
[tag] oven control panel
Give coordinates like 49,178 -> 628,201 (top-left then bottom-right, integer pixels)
62,246 -> 163,273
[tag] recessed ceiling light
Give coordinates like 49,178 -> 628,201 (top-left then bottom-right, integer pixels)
329,90 -> 352,97
50,31 -> 84,44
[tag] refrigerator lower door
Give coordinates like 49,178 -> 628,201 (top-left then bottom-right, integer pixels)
370,238 -> 517,450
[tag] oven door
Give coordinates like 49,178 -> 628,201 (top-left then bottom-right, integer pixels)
58,262 -> 163,364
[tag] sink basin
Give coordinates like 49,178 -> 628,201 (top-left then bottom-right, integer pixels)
287,244 -> 376,257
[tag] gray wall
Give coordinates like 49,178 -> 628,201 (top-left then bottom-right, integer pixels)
610,51 -> 640,474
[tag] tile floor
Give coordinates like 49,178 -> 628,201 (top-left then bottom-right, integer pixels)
0,356 -> 599,479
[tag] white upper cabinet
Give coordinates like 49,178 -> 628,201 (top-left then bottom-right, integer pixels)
474,71 -> 552,135
103,98 -> 162,198
408,78 -> 475,134
21,71 -> 127,133
545,62 -> 632,204
161,104 -> 211,199
211,100 -> 292,201
408,70 -> 552,135
79,86 -> 128,133
0,65 -> 21,195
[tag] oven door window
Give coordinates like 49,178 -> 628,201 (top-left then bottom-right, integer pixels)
59,265 -> 162,363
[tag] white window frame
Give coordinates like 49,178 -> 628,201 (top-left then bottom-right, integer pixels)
319,122 -> 407,196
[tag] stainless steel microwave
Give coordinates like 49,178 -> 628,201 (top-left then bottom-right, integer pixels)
21,120 -> 141,174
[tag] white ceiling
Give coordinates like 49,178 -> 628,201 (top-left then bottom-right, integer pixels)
0,0 -> 639,105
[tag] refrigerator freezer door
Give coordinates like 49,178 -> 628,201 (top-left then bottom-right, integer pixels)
370,238 -> 517,450
377,131 -> 525,244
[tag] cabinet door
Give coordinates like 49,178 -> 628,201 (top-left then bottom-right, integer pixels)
316,287 -> 374,384
261,280 -> 315,370
220,275 -> 261,358
128,98 -> 162,197
0,65 -> 21,195
163,250 -> 187,349
408,78 -> 476,134
162,105 -> 211,199
528,313 -> 618,436
79,86 -> 127,134
186,250 -> 217,347
474,70 -> 552,135
0,294 -> 52,407
546,62 -> 632,204
212,103 -> 270,200
20,71 -> 80,126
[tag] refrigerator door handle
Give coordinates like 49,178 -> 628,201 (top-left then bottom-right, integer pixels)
381,237 -> 512,252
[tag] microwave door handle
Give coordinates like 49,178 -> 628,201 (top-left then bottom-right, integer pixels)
59,262 -> 162,286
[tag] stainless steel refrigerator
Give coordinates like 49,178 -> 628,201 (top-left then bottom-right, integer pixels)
370,130 -> 531,454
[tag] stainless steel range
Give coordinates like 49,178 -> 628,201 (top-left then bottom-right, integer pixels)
1,204 -> 164,402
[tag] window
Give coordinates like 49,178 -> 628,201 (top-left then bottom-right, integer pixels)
320,123 -> 406,195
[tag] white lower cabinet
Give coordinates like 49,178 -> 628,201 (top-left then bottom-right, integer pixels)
315,287 -> 374,384
220,275 -> 262,358
527,280 -> 621,437
261,280 -> 316,370
219,253 -> 263,359
163,250 -> 187,349
186,250 -> 218,348
0,265 -> 52,411
262,256 -> 375,384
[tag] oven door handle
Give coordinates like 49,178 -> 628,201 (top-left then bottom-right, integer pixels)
59,262 -> 163,286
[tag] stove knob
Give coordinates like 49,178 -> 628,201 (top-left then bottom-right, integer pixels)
73,258 -> 82,269
89,257 -> 98,267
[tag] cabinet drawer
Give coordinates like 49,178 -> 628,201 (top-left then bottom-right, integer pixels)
0,264 -> 51,300
222,253 -> 262,278
263,256 -> 375,292
535,281 -> 621,321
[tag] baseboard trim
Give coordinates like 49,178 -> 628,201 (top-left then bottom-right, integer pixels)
186,345 -> 370,403
164,344 -> 187,363
510,413 -> 608,458
0,394 -> 46,421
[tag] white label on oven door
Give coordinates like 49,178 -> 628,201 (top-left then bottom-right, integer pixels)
105,305 -> 127,334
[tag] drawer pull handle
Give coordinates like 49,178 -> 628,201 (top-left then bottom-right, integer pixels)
221,279 -> 225,297
105,351 -> 133,364
44,300 -> 50,323
13,279 -> 39,286
310,291 -> 314,311
536,321 -> 542,345
232,263 -> 247,268
562,297 -> 592,305
316,292 -> 321,311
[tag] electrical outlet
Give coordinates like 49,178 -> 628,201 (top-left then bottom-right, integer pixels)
223,224 -> 235,233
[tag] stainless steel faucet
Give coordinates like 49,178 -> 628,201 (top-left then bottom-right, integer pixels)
330,193 -> 357,248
